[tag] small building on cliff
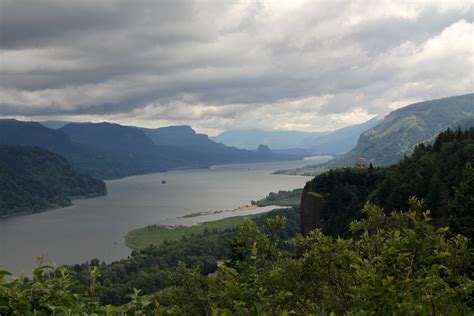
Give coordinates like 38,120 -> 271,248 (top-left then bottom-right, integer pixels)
355,158 -> 368,169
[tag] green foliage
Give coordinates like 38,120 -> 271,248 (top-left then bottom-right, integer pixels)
301,167 -> 384,237
348,199 -> 473,314
450,163 -> 474,240
0,265 -> 124,315
1,201 -> 472,314
253,188 -> 303,207
125,216 -> 248,250
0,145 -> 106,217
153,199 -> 473,314
69,207 -> 300,306
302,127 -> 474,237
273,165 -> 328,176
327,93 -> 474,167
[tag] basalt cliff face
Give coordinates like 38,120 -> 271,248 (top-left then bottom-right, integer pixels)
300,184 -> 325,235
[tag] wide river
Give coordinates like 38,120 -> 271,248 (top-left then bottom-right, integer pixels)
0,157 -> 330,276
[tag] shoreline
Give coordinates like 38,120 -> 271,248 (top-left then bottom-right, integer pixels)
106,157 -> 315,182
125,207 -> 283,250
0,192 -> 107,220
0,157 -> 311,220
1,157 -> 319,220
179,204 -> 259,218
1,158 -> 313,276
126,204 -> 290,250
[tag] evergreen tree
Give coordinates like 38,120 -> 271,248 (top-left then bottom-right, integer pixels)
450,163 -> 474,239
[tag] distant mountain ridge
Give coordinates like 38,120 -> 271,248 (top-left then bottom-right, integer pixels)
325,93 -> 474,167
212,117 -> 381,155
61,122 -> 157,153
304,117 -> 381,155
40,120 -> 70,129
212,129 -> 328,150
0,119 -> 75,152
141,125 -> 299,165
0,120 -> 298,179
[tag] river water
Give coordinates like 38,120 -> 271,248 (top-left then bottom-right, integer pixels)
0,157 -> 330,276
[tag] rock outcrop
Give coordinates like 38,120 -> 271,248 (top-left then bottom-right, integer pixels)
300,182 -> 326,235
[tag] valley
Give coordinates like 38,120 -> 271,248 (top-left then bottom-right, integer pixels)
0,158 -> 326,276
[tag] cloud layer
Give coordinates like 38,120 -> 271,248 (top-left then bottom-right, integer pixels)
0,0 -> 472,134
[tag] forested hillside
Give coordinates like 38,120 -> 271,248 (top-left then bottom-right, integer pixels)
59,122 -> 205,178
326,93 -> 474,167
0,120 -> 298,180
0,145 -> 106,217
301,127 -> 474,237
143,125 -> 298,165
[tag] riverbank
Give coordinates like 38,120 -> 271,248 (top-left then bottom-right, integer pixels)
273,155 -> 332,176
0,158 -> 318,276
125,215 -> 255,250
125,185 -> 306,250
274,165 -> 328,176
179,204 -> 258,218
0,192 -> 107,219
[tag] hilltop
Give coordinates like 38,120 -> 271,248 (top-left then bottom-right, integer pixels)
326,93 -> 474,167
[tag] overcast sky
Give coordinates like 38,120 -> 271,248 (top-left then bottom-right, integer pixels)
0,0 -> 472,135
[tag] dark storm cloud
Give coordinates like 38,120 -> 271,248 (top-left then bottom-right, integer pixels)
0,0 -> 206,49
0,0 -> 472,132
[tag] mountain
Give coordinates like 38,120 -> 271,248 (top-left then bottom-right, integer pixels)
453,115 -> 474,130
0,120 -> 299,180
141,125 -> 300,165
212,129 -> 327,150
142,125 -> 217,149
211,117 -> 381,154
301,127 -> 474,237
40,120 -> 71,129
325,93 -> 474,167
0,145 -> 106,217
305,117 -> 381,154
59,122 -> 205,178
0,120 -> 201,179
0,119 -> 75,152
61,122 -> 158,153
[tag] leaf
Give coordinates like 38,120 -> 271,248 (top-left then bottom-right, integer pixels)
251,241 -> 258,257
0,270 -> 11,283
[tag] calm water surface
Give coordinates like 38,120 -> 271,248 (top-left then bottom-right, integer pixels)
0,157 -> 330,275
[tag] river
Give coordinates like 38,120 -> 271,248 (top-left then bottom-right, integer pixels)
0,157 -> 330,275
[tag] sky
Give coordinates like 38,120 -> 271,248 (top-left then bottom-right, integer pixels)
0,0 -> 473,135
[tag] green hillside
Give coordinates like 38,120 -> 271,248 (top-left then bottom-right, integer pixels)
2,129 -> 473,314
327,93 -> 474,167
301,127 -> 474,237
0,145 -> 106,217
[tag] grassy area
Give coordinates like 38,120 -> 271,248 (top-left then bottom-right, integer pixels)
125,215 -> 252,250
253,188 -> 303,207
273,166 -> 328,176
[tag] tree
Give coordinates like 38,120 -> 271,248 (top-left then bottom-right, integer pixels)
450,163 -> 474,240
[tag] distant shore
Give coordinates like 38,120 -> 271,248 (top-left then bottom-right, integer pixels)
0,192 -> 107,219
179,204 -> 259,218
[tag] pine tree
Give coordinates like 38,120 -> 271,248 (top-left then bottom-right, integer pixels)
449,163 -> 474,239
